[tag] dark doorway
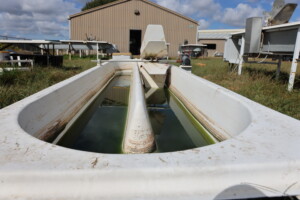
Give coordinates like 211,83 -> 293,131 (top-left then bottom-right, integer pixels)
129,30 -> 142,55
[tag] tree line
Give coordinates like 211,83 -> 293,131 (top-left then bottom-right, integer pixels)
82,0 -> 118,11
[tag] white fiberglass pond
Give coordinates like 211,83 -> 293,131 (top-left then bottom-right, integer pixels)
0,60 -> 300,200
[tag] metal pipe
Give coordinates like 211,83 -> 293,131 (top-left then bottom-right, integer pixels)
245,61 -> 278,65
0,60 -> 34,64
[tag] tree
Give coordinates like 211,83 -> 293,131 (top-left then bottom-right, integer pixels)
82,0 -> 118,11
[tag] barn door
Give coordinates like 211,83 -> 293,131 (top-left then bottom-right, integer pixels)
129,30 -> 142,55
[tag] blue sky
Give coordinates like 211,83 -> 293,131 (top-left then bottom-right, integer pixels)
0,0 -> 299,40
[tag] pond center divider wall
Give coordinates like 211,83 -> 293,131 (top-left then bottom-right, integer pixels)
122,64 -> 155,153
0,62 -> 300,199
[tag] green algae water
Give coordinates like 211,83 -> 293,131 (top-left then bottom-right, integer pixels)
57,76 -> 215,154
57,76 -> 130,154
147,89 -> 216,153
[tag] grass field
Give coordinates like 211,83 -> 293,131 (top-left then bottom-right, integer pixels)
1,56 -> 299,120
190,57 -> 300,120
0,56 -> 96,109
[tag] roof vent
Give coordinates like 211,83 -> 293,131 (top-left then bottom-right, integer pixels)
134,9 -> 140,16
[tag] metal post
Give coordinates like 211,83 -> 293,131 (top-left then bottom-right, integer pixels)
98,58 -> 102,66
288,27 -> 300,92
238,35 -> 245,75
166,43 -> 170,60
17,56 -> 21,67
97,42 -> 99,61
68,43 -> 71,61
47,44 -> 50,66
276,56 -> 282,81
30,60 -> 34,70
10,56 -> 13,66
228,63 -> 232,72
79,50 -> 82,58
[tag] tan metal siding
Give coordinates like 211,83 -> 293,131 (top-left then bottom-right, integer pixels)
70,0 -> 198,57
199,39 -> 226,57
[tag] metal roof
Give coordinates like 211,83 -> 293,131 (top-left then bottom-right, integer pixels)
60,40 -> 109,44
48,43 -> 114,51
198,32 -> 232,39
199,29 -> 244,32
198,29 -> 245,40
232,21 -> 300,36
0,40 -> 111,46
263,21 -> 300,31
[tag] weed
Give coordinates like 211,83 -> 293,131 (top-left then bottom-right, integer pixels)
0,70 -> 22,86
190,57 -> 300,120
1,57 -> 299,120
0,57 -> 96,109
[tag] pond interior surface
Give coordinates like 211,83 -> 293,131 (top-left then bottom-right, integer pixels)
57,75 -> 215,154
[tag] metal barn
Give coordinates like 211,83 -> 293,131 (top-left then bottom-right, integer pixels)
198,29 -> 244,57
69,0 -> 198,58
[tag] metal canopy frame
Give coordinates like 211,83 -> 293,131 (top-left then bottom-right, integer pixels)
0,39 -> 114,62
225,22 -> 300,91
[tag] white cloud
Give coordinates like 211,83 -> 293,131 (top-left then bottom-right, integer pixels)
246,0 -> 300,4
191,1 -> 222,18
0,13 -> 36,34
154,0 -> 221,18
154,0 -> 267,28
219,3 -> 264,27
286,0 -> 300,3
74,0 -> 91,3
0,1 -> 27,15
198,19 -> 210,30
0,0 -> 78,39
1,0 -> 295,39
154,0 -> 181,13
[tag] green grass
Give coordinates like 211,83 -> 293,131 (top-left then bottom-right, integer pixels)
1,56 -> 299,120
190,57 -> 300,120
0,57 -> 96,109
